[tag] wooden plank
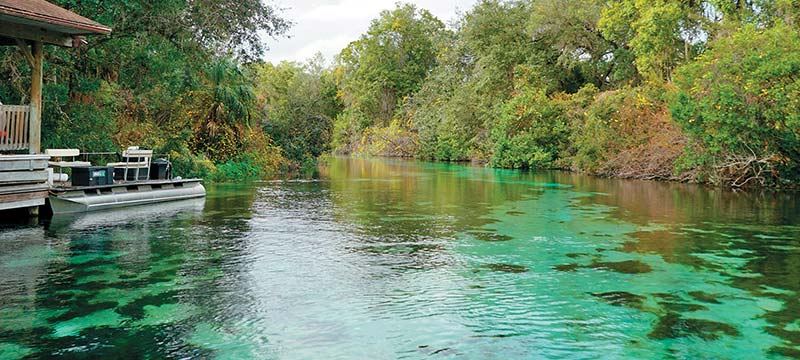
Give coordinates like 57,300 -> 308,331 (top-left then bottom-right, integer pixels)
2,109 -> 8,149
45,149 -> 80,157
0,154 -> 49,160
15,107 -> 23,148
7,107 -> 14,149
0,170 -> 48,184
0,198 -> 45,211
0,22 -> 73,47
10,108 -> 18,149
29,41 -> 42,154
0,190 -> 48,203
14,38 -> 35,65
9,109 -> 17,149
0,108 -> 5,148
22,104 -> 30,148
0,183 -> 49,195
0,158 -> 48,171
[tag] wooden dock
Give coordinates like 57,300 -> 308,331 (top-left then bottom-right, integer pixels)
0,155 -> 50,211
0,0 -> 112,215
1,104 -> 49,213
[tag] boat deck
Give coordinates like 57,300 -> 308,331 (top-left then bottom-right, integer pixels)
50,178 -> 202,192
49,178 -> 206,214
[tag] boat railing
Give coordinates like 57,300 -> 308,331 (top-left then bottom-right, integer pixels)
78,151 -> 171,165
53,151 -> 173,183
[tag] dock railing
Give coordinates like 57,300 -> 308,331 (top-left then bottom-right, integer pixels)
0,105 -> 32,152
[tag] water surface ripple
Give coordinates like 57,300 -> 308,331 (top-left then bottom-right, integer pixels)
1,157 -> 799,359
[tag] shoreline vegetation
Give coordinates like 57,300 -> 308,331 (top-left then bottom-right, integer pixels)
1,1 -> 798,188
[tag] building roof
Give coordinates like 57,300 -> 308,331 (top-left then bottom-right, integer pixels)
0,0 -> 111,35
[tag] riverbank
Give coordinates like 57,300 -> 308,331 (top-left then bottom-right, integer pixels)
324,3 -> 799,190
329,147 -> 798,191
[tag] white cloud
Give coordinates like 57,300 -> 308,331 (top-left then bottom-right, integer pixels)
263,0 -> 477,64
301,0 -> 397,21
291,35 -> 355,63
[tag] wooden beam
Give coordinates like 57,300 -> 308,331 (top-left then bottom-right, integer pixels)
0,183 -> 49,196
0,170 -> 48,184
14,38 -> 34,65
0,197 -> 46,211
0,156 -> 48,172
29,41 -> 43,154
0,188 -> 47,210
0,22 -> 73,47
0,190 -> 48,203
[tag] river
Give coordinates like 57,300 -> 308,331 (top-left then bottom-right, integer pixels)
1,156 -> 799,359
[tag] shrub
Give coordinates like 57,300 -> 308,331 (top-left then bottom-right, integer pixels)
491,132 -> 553,169
671,23 -> 800,187
332,108 -> 370,154
170,150 -> 216,180
489,76 -> 569,169
570,84 -> 689,180
355,119 -> 418,157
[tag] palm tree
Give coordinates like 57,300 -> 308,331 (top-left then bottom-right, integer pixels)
192,58 -> 257,161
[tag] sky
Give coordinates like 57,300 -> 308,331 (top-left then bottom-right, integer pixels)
263,0 -> 478,64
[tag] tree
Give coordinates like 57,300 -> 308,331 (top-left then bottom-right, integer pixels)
527,0 -> 634,89
671,23 -> 800,186
256,56 -> 342,167
599,0 -> 708,82
336,3 -> 446,126
55,0 -> 290,61
490,69 -> 570,169
189,58 -> 257,162
405,0 -> 535,161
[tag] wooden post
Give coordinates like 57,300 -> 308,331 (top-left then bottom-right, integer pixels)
28,41 -> 43,154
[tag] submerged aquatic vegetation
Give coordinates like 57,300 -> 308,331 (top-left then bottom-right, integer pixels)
591,292 -> 647,310
648,313 -> 739,341
589,260 -> 653,274
479,263 -> 530,274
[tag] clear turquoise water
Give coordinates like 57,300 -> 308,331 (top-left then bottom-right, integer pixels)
1,156 -> 799,359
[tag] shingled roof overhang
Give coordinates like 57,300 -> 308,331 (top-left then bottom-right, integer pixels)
0,0 -> 111,47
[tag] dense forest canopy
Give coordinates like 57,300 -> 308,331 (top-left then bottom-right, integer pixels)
1,0 -> 798,187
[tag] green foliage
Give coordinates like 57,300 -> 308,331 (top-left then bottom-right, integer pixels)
171,152 -> 216,180
255,56 -> 342,168
405,0 -> 535,162
211,158 -> 260,182
336,3 -> 447,128
671,23 -> 800,186
490,71 -> 569,169
55,0 -> 289,61
356,119 -> 418,157
332,108 -> 371,154
528,0 -> 633,89
599,0 -> 707,82
0,0 -> 290,181
188,58 -> 259,163
491,133 -> 554,169
570,86 -> 662,172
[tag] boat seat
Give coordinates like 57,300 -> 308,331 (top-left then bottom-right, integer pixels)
46,148 -> 91,168
107,161 -> 149,167
108,147 -> 153,181
50,160 -> 92,167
